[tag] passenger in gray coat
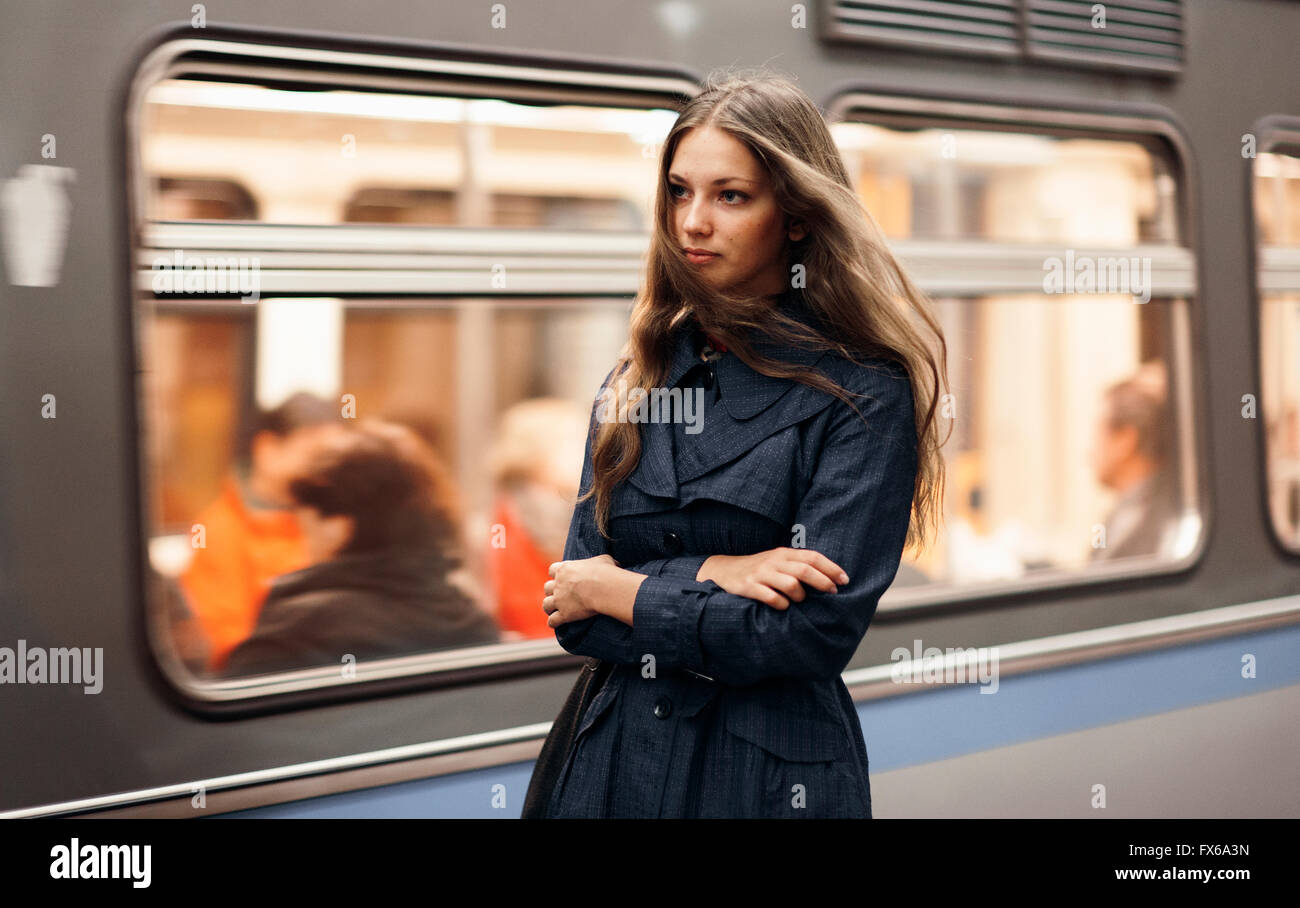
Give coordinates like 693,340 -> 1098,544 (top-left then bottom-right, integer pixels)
534,72 -> 945,819
1088,367 -> 1180,561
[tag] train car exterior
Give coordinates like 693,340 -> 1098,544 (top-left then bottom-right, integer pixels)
1,0 -> 1298,819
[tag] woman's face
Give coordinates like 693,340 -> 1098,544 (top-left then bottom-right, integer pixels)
668,125 -> 806,298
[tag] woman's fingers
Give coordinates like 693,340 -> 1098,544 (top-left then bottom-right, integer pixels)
781,561 -> 837,593
781,547 -> 849,585
763,569 -> 807,603
746,579 -> 790,610
747,569 -> 808,609
699,547 -> 850,610
744,554 -> 846,610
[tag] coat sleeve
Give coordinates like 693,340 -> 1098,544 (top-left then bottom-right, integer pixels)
556,360 -> 920,686
551,363 -> 718,661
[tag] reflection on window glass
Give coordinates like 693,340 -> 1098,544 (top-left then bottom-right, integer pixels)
1255,151 -> 1300,549
830,122 -> 1180,245
1261,293 -> 1300,549
891,296 -> 1195,591
153,177 -> 259,220
138,79 -> 676,229
1255,152 -> 1300,246
830,114 -> 1196,591
143,298 -> 631,678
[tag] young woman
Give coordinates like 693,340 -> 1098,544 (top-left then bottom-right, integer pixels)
530,71 -> 949,818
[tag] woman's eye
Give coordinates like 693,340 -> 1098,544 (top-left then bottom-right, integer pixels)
668,184 -> 746,203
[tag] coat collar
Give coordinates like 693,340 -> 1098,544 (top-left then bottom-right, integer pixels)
618,289 -> 836,506
662,288 -> 831,420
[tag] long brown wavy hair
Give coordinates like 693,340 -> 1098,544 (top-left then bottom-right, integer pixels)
582,70 -> 951,557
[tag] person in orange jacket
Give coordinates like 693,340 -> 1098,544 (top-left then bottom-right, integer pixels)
179,392 -> 345,672
484,398 -> 589,639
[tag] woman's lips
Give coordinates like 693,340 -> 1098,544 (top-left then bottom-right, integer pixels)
685,250 -> 719,264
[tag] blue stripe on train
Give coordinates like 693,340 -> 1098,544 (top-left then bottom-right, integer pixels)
216,621 -> 1300,818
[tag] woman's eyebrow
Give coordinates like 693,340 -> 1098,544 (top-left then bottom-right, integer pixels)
668,173 -> 757,186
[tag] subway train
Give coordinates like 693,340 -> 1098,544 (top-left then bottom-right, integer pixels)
2,0 -> 1299,819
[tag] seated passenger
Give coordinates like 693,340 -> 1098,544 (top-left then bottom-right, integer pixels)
1088,365 -> 1180,561
222,420 -> 499,676
180,392 -> 345,672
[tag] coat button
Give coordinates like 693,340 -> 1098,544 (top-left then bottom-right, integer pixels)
662,530 -> 683,555
653,697 -> 673,719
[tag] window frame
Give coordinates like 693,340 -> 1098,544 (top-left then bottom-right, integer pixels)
1245,115 -> 1300,558
123,28 -> 702,712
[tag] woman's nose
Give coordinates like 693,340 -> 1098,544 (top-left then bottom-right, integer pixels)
682,197 -> 710,234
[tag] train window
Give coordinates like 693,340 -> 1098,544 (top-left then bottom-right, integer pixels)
1254,146 -> 1300,552
143,296 -> 632,680
832,122 -> 1180,245
886,294 -> 1196,593
138,78 -> 674,229
829,100 -> 1201,603
128,39 -> 696,699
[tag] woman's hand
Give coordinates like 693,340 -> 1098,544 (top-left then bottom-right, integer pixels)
543,554 -> 626,628
697,548 -> 849,610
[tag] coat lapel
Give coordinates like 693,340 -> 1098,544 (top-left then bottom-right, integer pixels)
615,327 -> 692,505
616,291 -> 835,513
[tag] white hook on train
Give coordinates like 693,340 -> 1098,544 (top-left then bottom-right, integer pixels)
1,163 -> 75,288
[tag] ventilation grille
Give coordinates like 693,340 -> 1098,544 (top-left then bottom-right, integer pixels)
822,0 -> 1184,74
1025,0 -> 1182,72
825,1 -> 1021,57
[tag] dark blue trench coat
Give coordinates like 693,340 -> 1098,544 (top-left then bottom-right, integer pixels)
543,291 -> 919,818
